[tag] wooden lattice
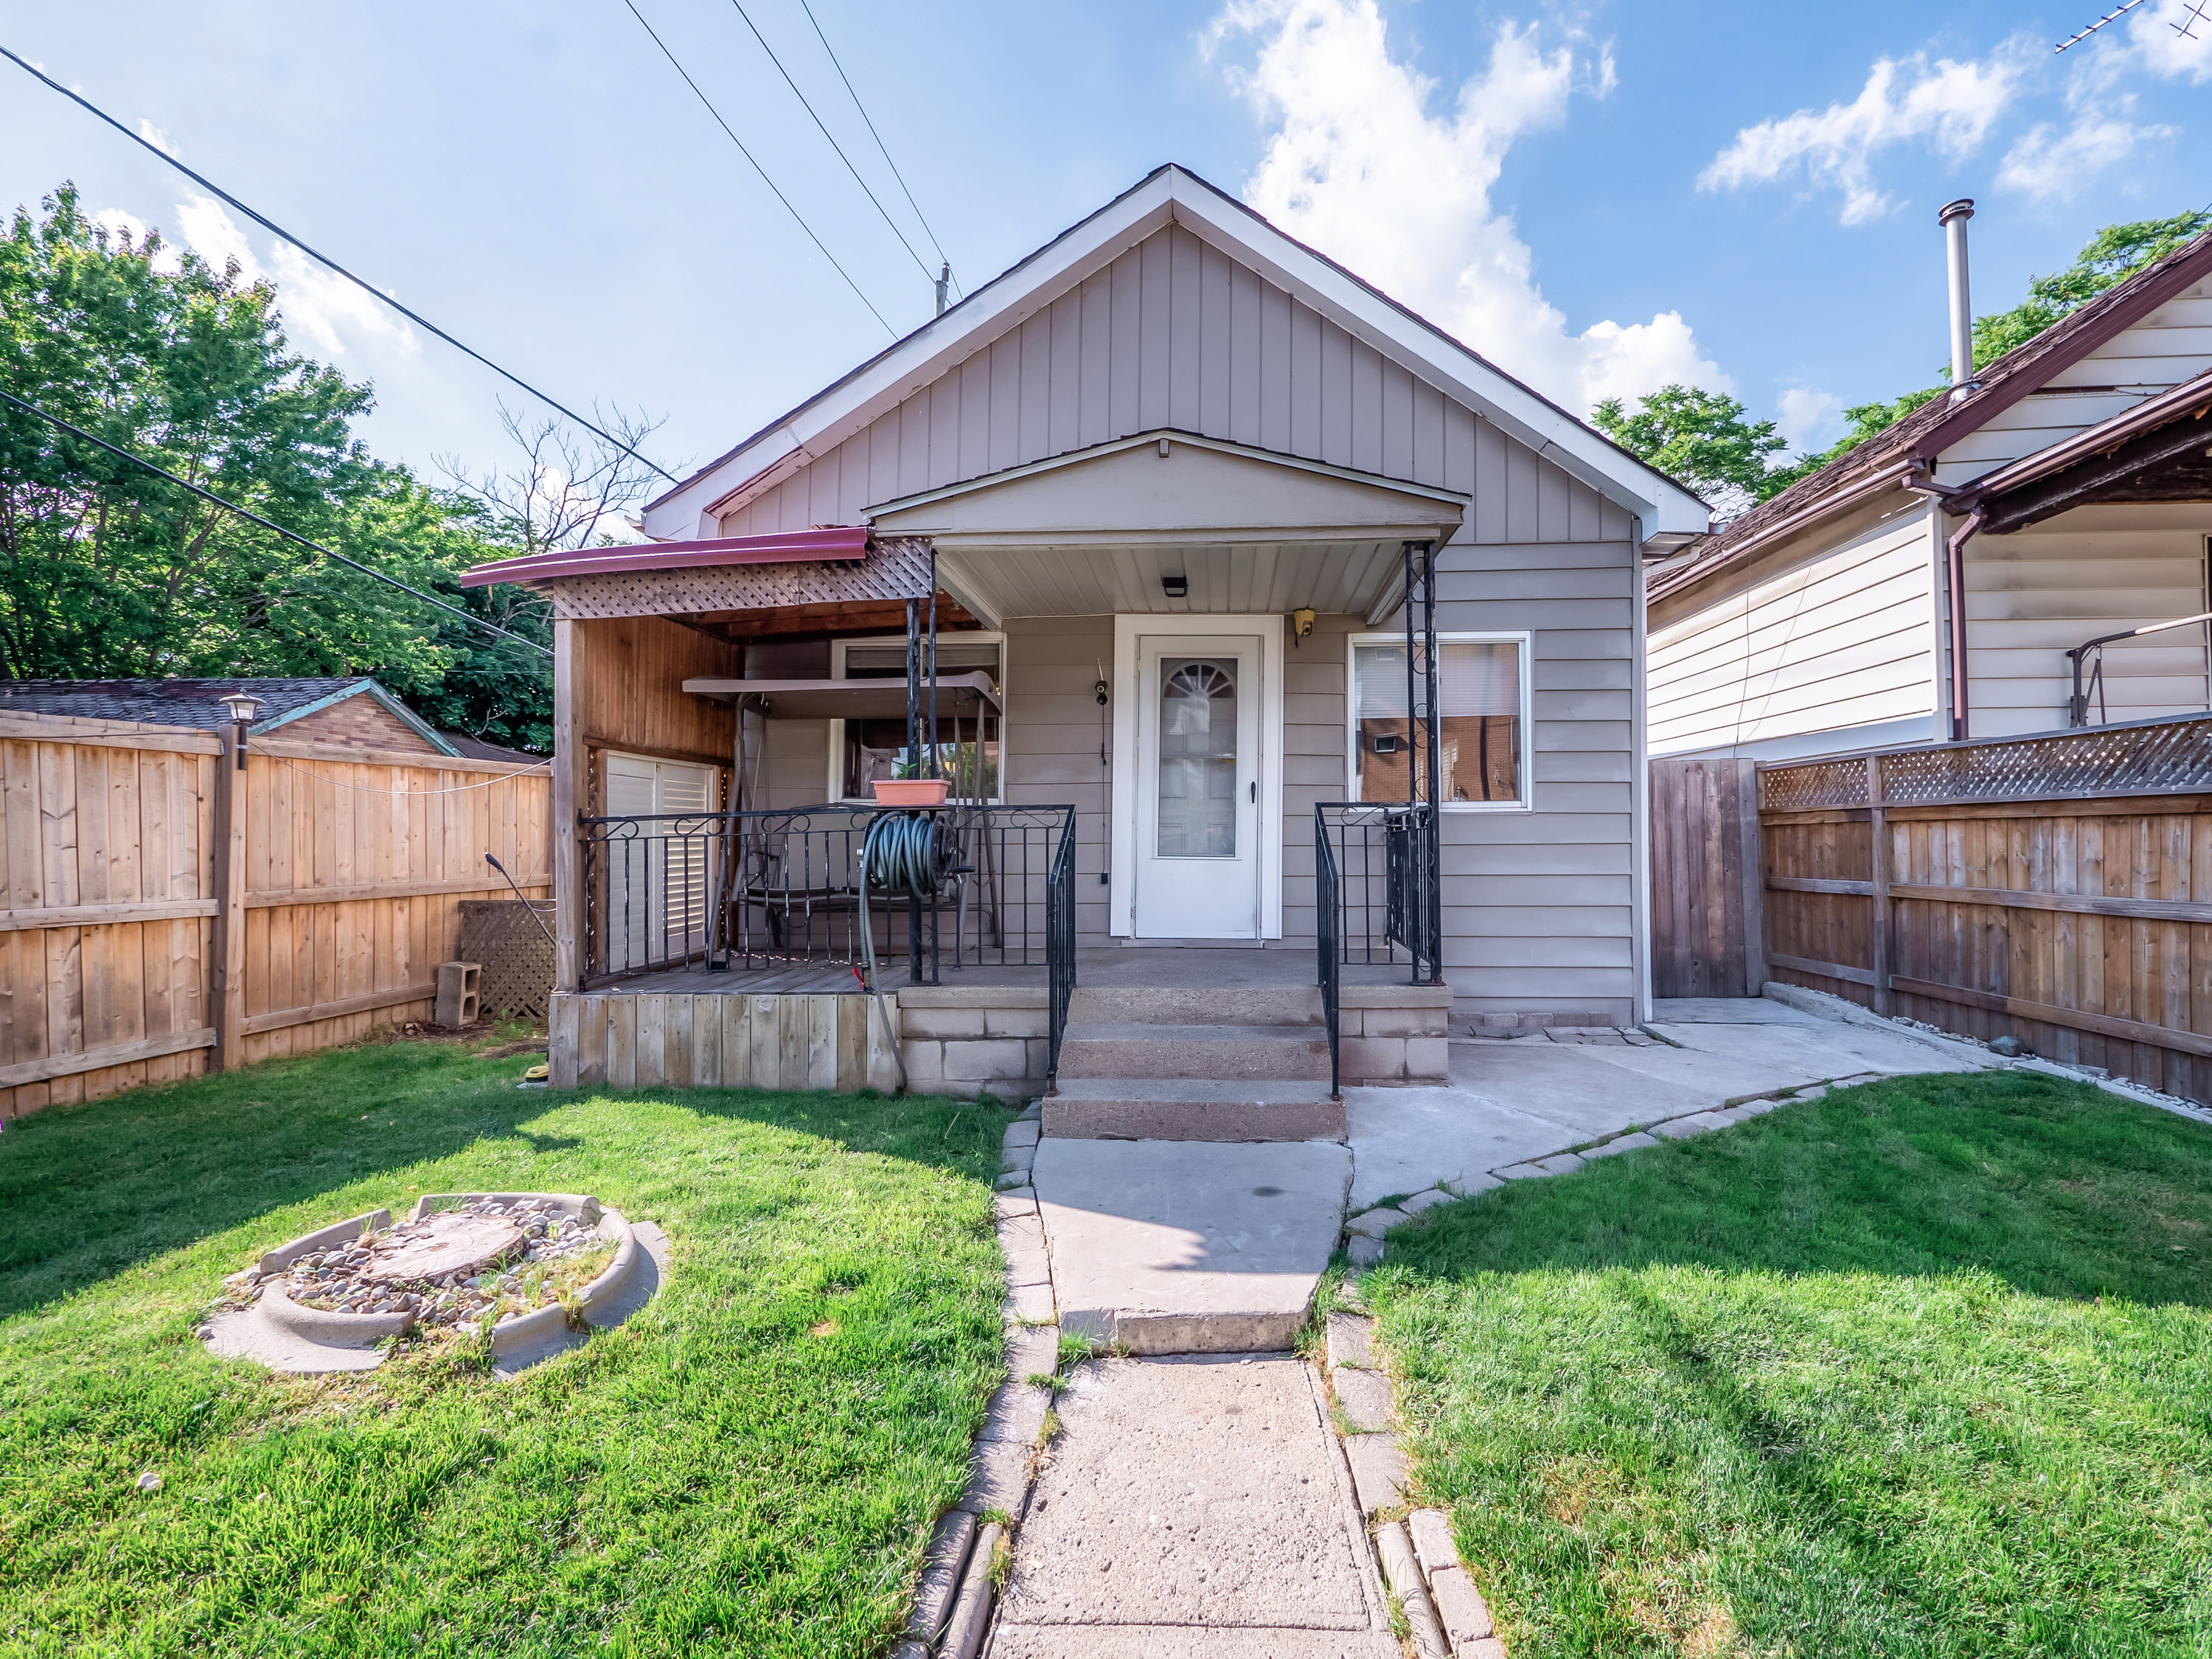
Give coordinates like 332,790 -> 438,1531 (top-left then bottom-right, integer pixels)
1760,714 -> 2212,812
542,537 -> 933,620
456,899 -> 556,1018
1758,757 -> 1870,812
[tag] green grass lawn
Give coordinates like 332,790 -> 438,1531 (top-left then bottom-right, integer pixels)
0,1032 -> 1012,1658
1366,1069 -> 2212,1659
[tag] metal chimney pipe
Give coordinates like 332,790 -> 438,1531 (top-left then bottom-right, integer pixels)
1940,198 -> 1977,402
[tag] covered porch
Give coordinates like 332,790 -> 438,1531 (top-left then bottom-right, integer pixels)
463,437 -> 1467,1107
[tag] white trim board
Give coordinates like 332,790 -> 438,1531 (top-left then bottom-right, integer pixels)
1110,613 -> 1287,939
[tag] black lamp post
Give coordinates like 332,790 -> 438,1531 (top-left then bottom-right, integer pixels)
219,691 -> 264,769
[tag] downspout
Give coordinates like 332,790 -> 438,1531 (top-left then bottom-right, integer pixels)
1944,504 -> 1984,742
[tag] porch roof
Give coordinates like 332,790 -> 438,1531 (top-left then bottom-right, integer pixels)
458,525 -> 869,588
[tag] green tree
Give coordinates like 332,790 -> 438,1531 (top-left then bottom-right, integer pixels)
1591,384 -> 1789,514
1972,210 -> 2212,365
0,183 -> 554,745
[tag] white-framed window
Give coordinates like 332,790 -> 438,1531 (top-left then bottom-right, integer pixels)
827,631 -> 1007,804
1346,632 -> 1531,810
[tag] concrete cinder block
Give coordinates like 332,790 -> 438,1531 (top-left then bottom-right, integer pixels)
986,1006 -> 1050,1037
1408,1507 -> 1461,1575
1339,1036 -> 1406,1083
1404,1037 -> 1449,1081
904,1006 -> 987,1040
942,1038 -> 1033,1082
1427,1566 -> 1495,1646
434,961 -> 480,1029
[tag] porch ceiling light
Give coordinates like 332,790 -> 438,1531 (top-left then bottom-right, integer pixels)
1161,573 -> 1188,599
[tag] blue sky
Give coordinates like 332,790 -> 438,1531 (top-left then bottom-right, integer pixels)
4,0 -> 2209,501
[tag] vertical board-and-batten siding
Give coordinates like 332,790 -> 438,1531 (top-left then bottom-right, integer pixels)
719,223 -> 1631,550
1646,509 -> 1940,759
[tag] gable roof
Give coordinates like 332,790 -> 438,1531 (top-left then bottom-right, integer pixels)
0,677 -> 459,754
1649,226 -> 2212,602
644,164 -> 1708,541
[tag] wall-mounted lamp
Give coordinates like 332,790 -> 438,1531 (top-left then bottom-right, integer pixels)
1290,608 -> 1315,647
219,691 -> 264,770
1161,573 -> 1188,600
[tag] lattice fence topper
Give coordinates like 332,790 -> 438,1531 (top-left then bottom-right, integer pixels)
1759,714 -> 2212,812
1758,757 -> 1871,813
542,535 -> 935,620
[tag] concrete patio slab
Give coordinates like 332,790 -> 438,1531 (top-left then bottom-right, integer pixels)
1448,1040 -> 1731,1131
1343,1083 -> 1582,1209
1639,1020 -> 1987,1080
992,1354 -> 1392,1653
1033,1140 -> 1349,1354
1652,997 -> 1826,1025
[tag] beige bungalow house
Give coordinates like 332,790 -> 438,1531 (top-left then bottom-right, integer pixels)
1648,219 -> 2212,762
476,164 -> 1704,1124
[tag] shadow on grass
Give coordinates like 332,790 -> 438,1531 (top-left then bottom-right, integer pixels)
0,1035 -> 1006,1321
1385,1066 -> 2212,1308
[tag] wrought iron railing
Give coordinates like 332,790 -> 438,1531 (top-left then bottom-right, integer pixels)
1044,806 -> 1077,1082
577,803 -> 1076,992
1315,801 -> 1440,983
1315,805 -> 1342,1097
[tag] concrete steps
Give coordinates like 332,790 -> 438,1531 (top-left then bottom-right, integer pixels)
1051,983 -> 1344,1141
1046,1077 -> 1345,1141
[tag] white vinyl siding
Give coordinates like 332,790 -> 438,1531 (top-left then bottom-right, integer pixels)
1934,276 -> 2212,486
1965,505 -> 2212,737
1647,511 -> 1938,758
719,223 -> 1634,549
601,754 -> 718,974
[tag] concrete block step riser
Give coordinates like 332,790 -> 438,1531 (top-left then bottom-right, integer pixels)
1057,1037 -> 1332,1082
1044,1097 -> 1347,1141
1065,987 -> 1322,1027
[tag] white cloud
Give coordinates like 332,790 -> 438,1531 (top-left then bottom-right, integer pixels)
136,118 -> 176,156
1207,0 -> 1728,416
1997,111 -> 2171,201
1776,386 -> 1846,454
171,194 -> 415,362
1699,49 -> 2024,225
2124,0 -> 2212,82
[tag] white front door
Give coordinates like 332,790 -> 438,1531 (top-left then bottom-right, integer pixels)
1132,633 -> 1263,938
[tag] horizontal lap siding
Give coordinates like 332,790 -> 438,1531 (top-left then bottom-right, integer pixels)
721,226 -> 1630,549
1648,510 -> 1938,757
1002,616 -> 1116,945
1966,506 -> 2211,738
1435,535 -> 1638,1021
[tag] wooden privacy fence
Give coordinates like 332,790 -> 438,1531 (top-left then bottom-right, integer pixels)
1,712 -> 551,1120
1758,712 -> 2212,1102
1650,757 -> 1765,998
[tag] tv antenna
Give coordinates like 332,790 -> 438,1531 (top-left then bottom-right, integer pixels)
2056,0 -> 2205,51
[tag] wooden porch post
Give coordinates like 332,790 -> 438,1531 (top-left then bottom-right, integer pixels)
553,617 -> 585,990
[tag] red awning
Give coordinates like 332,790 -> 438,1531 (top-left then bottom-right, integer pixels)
459,526 -> 869,588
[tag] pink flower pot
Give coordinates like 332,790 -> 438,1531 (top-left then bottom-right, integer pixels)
872,778 -> 950,807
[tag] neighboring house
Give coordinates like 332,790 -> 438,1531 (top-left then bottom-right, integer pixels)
1648,226 -> 2212,761
479,162 -> 1707,1050
0,676 -> 465,755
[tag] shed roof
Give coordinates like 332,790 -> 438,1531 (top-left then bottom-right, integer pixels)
0,677 -> 459,754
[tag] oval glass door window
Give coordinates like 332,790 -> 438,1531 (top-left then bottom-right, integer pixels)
1156,658 -> 1238,857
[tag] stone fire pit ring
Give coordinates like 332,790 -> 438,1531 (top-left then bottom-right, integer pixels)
205,1192 -> 668,1375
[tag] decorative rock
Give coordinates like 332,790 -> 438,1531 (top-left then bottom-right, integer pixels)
1990,1034 -> 2024,1058
135,1471 -> 161,1493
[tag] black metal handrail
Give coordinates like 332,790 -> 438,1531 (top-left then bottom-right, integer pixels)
1315,801 -> 1440,984
576,802 -> 1074,990
1315,804 -> 1341,1097
1045,804 -> 1078,1082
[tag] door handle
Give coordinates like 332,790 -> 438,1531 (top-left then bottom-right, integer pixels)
1249,780 -> 1256,803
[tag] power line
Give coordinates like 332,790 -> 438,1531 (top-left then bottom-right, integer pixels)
0,387 -> 554,664
619,0 -> 896,336
723,0 -> 936,287
0,44 -> 677,484
792,0 -> 956,291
